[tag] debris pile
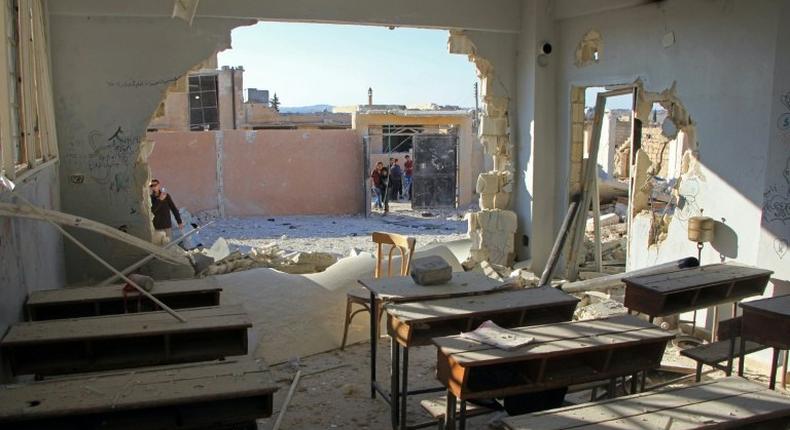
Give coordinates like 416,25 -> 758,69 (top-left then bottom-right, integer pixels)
192,240 -> 338,276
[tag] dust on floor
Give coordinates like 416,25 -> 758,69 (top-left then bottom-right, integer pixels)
198,202 -> 470,256
255,337 -> 780,430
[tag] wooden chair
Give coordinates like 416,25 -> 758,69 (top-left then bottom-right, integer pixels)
340,232 -> 416,350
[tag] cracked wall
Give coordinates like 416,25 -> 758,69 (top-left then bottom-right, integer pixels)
49,14 -> 253,283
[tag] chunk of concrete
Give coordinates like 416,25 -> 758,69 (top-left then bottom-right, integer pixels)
410,255 -> 453,286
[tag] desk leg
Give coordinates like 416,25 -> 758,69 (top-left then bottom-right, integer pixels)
391,339 -> 400,429
371,291 -> 378,399
738,336 -> 747,377
630,373 -> 638,394
770,348 -> 780,390
459,400 -> 467,430
783,351 -> 788,390
445,391 -> 456,430
400,346 -> 409,430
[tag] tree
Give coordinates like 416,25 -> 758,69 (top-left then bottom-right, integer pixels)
271,93 -> 280,112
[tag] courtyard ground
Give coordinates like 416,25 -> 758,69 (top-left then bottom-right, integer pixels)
197,202 -> 470,257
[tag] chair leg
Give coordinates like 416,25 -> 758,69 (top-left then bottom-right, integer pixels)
341,298 -> 353,351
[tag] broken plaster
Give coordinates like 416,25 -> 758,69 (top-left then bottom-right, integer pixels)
575,30 -> 602,67
448,30 -> 516,266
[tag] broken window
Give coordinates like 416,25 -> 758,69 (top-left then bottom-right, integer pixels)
188,74 -> 220,131
382,124 -> 423,153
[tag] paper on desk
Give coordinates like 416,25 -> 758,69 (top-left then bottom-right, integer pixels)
460,320 -> 534,351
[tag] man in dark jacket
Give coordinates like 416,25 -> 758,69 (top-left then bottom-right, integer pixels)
390,158 -> 403,200
149,179 -> 183,245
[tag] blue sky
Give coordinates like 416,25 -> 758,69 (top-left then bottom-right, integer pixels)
218,22 -> 478,107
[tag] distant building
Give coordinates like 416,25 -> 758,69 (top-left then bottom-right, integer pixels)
148,54 -> 352,131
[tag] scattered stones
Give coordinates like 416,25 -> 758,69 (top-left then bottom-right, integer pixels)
195,239 -> 338,276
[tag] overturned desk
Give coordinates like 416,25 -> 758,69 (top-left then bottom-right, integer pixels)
1,305 -> 250,376
385,286 -> 579,429
25,282 -> 222,321
0,359 -> 277,430
502,376 -> 790,429
433,315 -> 674,430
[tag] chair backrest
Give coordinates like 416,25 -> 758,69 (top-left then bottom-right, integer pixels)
372,232 -> 416,278
717,316 -> 742,341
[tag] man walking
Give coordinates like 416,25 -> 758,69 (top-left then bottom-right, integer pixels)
390,158 -> 403,201
403,154 -> 414,200
149,179 -> 183,245
371,161 -> 384,210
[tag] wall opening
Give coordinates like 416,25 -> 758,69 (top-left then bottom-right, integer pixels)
140,22 -> 479,270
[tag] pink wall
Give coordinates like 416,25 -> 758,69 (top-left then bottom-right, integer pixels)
147,132 -> 219,214
147,130 -> 363,217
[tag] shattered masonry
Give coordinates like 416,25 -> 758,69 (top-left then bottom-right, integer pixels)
448,30 -> 517,266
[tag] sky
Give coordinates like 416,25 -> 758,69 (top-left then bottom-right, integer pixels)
217,22 -> 478,108
585,87 -> 633,110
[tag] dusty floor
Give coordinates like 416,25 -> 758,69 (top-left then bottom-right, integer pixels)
198,202 -> 469,257
254,335 -> 782,430
256,337 -> 492,430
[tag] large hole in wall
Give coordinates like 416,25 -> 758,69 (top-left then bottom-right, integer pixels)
568,82 -> 698,275
137,22 -> 481,274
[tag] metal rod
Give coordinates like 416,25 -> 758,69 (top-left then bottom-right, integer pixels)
12,193 -> 186,322
95,222 -> 210,287
272,370 -> 302,430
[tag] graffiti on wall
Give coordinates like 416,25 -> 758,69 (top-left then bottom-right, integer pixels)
106,76 -> 179,88
762,90 -> 790,259
63,126 -> 140,193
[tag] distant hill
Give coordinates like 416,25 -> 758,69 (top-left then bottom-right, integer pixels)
279,104 -> 333,114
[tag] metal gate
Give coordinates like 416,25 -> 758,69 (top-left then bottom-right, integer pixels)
411,133 -> 458,209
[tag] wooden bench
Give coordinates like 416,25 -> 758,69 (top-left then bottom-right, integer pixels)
680,316 -> 768,382
0,358 -> 277,430
1,305 -> 250,376
25,283 -> 222,321
502,377 -> 790,429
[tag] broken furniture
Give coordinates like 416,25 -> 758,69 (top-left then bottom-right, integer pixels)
622,264 -> 772,326
386,286 -> 579,429
359,271 -> 512,403
738,293 -> 790,390
341,232 -> 416,350
1,305 -> 250,377
501,376 -> 790,429
681,316 -> 767,382
432,314 -> 674,430
0,358 -> 277,430
25,283 -> 222,321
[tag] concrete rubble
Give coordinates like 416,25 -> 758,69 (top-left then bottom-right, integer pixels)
191,238 -> 338,276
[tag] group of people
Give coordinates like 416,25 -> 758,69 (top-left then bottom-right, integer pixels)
370,155 -> 413,213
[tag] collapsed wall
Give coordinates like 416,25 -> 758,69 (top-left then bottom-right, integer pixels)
448,30 -> 517,267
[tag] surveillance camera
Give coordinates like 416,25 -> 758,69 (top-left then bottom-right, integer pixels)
540,42 -> 553,55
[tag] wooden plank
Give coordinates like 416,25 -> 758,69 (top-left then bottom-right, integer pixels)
385,287 -> 578,324
2,305 -> 249,344
680,337 -> 767,365
434,315 -> 656,358
0,359 -> 277,423
27,283 -> 221,306
0,1 -> 15,177
740,294 -> 790,318
503,377 -> 789,430
448,326 -> 671,366
359,271 -> 510,303
624,264 -> 772,294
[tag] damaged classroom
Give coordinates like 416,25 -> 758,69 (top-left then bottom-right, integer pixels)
2,0 -> 790,429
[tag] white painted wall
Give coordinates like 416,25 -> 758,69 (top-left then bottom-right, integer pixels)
0,163 -> 65,382
552,0 -> 781,272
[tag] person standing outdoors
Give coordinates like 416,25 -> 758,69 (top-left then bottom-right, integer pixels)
403,154 -> 414,201
149,179 -> 183,245
378,165 -> 390,214
371,161 -> 384,209
390,158 -> 403,201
